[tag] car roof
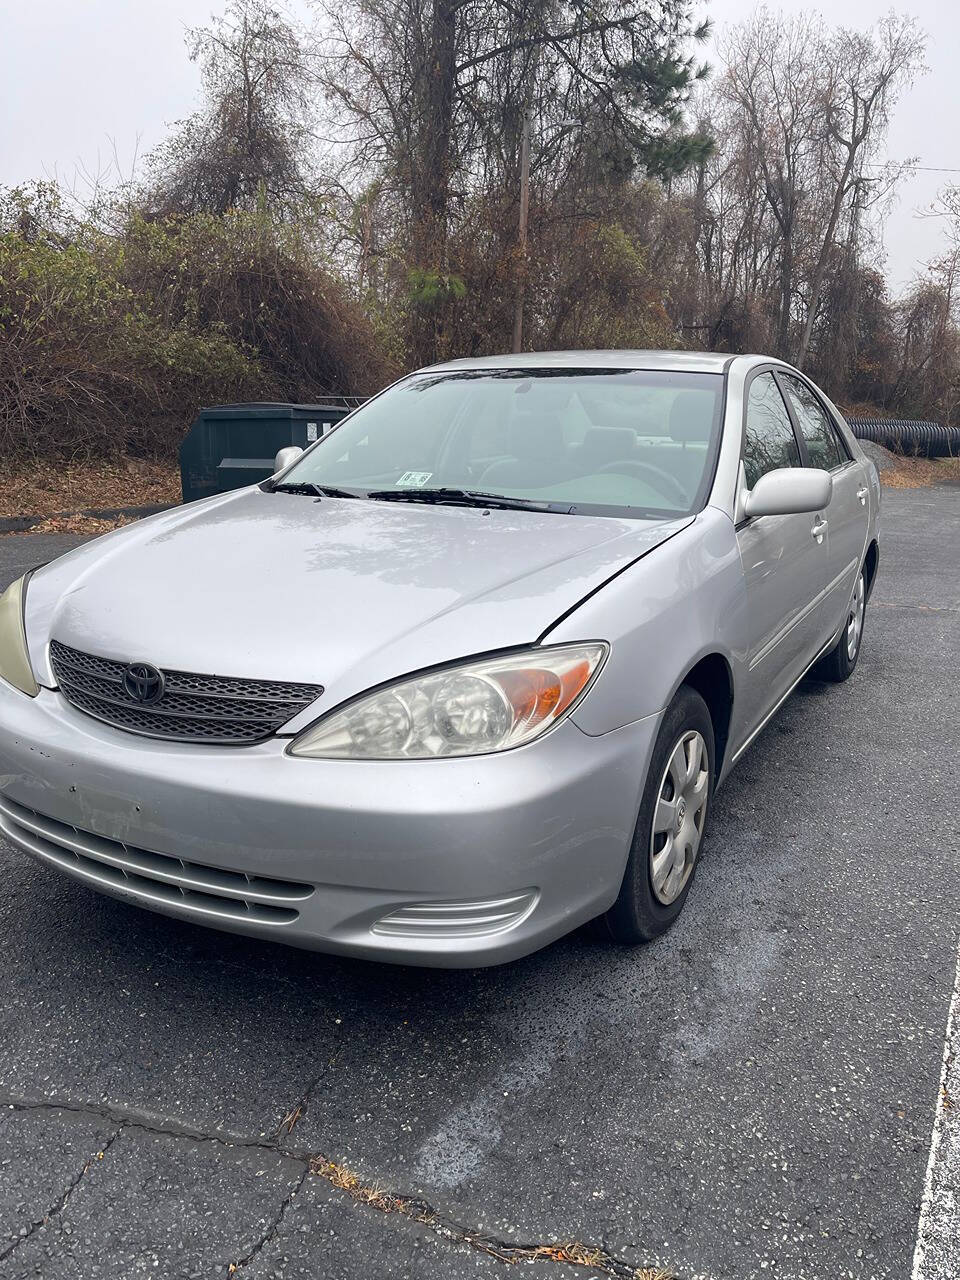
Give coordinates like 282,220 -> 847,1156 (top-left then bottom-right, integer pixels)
417,350 -> 764,375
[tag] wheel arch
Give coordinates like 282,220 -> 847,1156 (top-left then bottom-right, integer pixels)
676,652 -> 734,776
863,539 -> 879,601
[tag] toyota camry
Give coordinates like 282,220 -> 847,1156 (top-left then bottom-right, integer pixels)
0,351 -> 879,965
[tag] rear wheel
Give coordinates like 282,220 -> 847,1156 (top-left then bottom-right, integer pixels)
818,568 -> 866,683
604,686 -> 714,944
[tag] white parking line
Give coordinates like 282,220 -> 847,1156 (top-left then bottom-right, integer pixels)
912,940 -> 960,1280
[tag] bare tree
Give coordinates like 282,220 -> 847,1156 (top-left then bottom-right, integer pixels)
147,0 -> 316,218
692,9 -> 923,373
719,11 -> 826,359
795,14 -> 925,368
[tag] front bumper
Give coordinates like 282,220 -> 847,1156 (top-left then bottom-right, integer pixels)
0,681 -> 659,966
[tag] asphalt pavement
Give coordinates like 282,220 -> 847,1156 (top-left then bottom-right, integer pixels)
0,487 -> 958,1280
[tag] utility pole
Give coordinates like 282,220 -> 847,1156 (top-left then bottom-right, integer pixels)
512,105 -> 532,354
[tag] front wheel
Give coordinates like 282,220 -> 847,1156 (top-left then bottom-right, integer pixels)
818,568 -> 866,683
604,686 -> 715,944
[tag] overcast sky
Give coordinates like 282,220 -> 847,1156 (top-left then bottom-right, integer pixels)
1,0 -> 957,291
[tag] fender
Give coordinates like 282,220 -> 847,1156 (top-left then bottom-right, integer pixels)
547,509 -> 749,741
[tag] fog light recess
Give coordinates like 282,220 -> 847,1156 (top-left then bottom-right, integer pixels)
372,890 -> 538,939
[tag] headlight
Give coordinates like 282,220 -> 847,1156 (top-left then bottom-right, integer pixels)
289,643 -> 608,760
0,573 -> 39,697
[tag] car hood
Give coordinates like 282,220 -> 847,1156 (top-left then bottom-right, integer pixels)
26,487 -> 689,727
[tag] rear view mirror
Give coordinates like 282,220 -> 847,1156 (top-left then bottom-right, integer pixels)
273,446 -> 304,475
744,467 -> 832,518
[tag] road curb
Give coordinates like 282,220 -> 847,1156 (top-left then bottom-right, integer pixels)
0,503 -> 175,534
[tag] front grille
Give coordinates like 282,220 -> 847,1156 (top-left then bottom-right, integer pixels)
49,640 -> 323,745
0,794 -> 313,926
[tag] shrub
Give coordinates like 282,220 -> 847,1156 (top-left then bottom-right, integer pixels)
0,185 -> 394,461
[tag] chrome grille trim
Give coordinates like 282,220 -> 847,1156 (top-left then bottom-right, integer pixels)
48,640 -> 323,745
0,794 -> 312,926
372,891 -> 538,938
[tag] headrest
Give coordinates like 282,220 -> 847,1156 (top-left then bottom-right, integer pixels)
576,389 -> 637,429
669,390 -> 714,443
510,409 -> 566,459
578,426 -> 637,465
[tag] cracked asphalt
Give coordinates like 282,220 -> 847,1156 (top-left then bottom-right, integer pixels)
1,485 -> 958,1280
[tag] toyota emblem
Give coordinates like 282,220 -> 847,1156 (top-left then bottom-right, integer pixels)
123,662 -> 165,705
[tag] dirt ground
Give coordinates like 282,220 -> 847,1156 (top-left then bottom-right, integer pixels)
879,453 -> 960,489
3,461 -> 180,532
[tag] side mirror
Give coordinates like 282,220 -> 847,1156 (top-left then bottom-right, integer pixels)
744,467 -> 832,518
273,445 -> 304,475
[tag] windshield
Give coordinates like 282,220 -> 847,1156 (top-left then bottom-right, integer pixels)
279,368 -> 725,517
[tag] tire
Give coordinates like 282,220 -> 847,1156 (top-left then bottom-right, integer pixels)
818,567 -> 866,683
604,685 -> 715,944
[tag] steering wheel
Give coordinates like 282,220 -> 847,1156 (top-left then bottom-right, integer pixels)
598,460 -> 689,507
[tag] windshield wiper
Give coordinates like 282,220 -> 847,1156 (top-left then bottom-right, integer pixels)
266,480 -> 360,499
313,484 -> 362,499
365,487 -> 560,513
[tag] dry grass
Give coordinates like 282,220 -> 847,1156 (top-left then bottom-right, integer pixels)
309,1157 -> 421,1217
307,1155 -> 673,1278
879,455 -> 960,489
2,459 -> 180,520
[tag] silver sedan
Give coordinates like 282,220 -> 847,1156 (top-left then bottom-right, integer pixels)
0,351 -> 879,965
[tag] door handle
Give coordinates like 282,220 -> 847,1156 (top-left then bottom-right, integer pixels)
811,517 -> 828,544
856,486 -> 868,505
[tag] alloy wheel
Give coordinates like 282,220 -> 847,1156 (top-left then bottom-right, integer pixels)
650,729 -> 709,905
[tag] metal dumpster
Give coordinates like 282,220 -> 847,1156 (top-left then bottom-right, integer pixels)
179,400 -> 364,503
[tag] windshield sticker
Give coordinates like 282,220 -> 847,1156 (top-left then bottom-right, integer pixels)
397,471 -> 433,487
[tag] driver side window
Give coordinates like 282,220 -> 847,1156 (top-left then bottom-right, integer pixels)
743,373 -> 801,489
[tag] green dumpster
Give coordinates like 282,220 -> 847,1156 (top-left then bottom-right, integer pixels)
179,400 -> 364,504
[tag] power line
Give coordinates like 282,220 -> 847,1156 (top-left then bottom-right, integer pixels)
864,163 -> 960,173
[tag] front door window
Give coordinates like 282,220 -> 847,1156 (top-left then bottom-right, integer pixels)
743,373 -> 802,489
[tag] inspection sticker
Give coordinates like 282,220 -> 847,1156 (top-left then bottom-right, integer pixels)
397,471 -> 433,487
